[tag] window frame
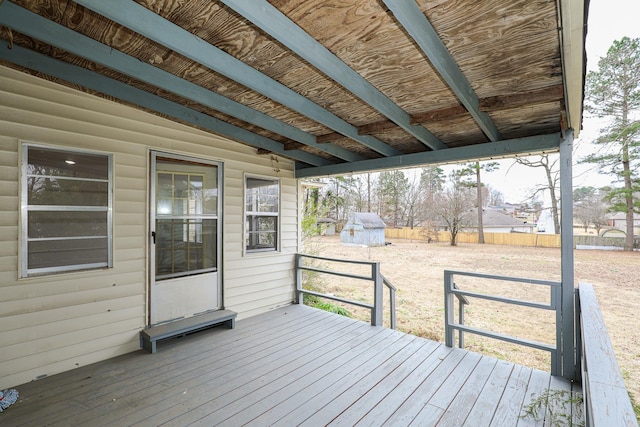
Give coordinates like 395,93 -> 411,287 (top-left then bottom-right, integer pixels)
20,143 -> 113,277
244,174 -> 280,254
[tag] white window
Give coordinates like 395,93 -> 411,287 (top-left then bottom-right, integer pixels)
21,144 -> 112,276
245,176 -> 279,253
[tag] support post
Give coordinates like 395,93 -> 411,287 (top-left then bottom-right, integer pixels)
372,262 -> 383,326
560,130 -> 576,379
444,271 -> 455,347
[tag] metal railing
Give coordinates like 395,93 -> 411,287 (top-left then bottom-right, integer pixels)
444,270 -> 562,376
295,253 -> 396,329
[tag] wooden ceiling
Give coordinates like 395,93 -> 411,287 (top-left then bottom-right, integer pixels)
0,0 -> 588,177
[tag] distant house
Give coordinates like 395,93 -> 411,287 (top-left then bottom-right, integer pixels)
340,213 -> 386,246
438,209 -> 533,233
466,209 -> 534,233
607,212 -> 640,236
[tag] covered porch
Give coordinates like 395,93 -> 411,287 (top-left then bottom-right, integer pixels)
2,304 -> 580,426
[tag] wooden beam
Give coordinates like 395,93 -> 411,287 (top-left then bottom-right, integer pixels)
75,0 -> 402,158
283,142 -> 305,150
357,120 -> 398,135
383,0 -> 502,142
411,104 -> 469,124
295,133 -> 562,178
0,42 -> 332,168
0,1 -> 364,163
479,85 -> 565,112
316,132 -> 344,144
219,0 -> 447,151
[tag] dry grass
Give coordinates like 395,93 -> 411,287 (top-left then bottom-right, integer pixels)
306,235 -> 640,404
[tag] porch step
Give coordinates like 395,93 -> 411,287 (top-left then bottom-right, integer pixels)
140,310 -> 237,353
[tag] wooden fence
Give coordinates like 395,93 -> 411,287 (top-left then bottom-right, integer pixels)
385,227 -> 562,248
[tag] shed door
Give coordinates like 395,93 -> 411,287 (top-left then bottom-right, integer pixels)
150,152 -> 222,325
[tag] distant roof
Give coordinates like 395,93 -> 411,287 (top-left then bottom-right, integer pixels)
470,209 -> 534,228
351,213 -> 386,229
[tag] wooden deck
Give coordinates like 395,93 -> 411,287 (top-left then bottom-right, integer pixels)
2,305 -> 581,426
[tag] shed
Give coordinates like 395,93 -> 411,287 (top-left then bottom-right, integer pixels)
341,213 -> 387,247
316,218 -> 337,236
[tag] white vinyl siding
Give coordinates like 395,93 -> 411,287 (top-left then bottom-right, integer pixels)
0,65 -> 298,389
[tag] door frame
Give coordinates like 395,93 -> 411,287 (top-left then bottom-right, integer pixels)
148,150 -> 224,326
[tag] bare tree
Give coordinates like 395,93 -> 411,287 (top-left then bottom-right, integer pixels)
574,186 -> 609,234
433,173 -> 475,246
514,154 -> 560,234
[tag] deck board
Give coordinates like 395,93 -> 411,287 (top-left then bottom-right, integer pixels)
1,305 -> 581,427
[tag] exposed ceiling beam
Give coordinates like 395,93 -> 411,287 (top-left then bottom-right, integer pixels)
295,133 -> 562,178
383,0 -> 502,142
0,43 -> 332,167
411,105 -> 468,125
75,0 -> 402,157
219,0 -> 447,151
318,85 -> 565,139
479,85 -> 565,112
0,1 -> 362,163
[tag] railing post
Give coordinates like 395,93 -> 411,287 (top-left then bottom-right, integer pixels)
295,253 -> 303,305
372,262 -> 383,326
560,131 -> 576,380
444,271 -> 455,347
389,284 -> 396,330
551,285 -> 562,376
458,297 -> 464,348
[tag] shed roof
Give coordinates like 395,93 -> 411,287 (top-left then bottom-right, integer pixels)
0,0 -> 588,177
351,213 -> 386,229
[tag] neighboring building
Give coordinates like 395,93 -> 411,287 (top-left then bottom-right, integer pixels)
316,218 -> 336,236
340,213 -> 386,246
607,212 -> 640,236
434,209 -> 534,233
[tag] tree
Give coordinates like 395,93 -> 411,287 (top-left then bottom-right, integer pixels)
433,172 -> 475,246
377,170 -> 410,227
573,186 -> 609,234
584,37 -> 640,250
457,161 -> 499,243
514,154 -> 560,234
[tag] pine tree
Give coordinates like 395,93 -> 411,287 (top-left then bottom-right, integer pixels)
584,37 -> 640,250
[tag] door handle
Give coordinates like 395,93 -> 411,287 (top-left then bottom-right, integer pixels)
151,231 -> 156,244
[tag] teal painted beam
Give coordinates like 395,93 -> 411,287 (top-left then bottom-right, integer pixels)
295,133 -> 561,178
383,0 -> 502,142
0,1 -> 361,163
0,43 -> 332,167
219,0 -> 447,151
74,0 -> 402,157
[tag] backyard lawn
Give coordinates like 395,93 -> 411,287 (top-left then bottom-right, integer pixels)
307,235 -> 640,410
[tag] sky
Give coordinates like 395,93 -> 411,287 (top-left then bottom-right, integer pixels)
473,0 -> 640,204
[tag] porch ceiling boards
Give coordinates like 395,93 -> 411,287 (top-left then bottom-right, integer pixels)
3,305 -> 581,426
0,0 -> 587,178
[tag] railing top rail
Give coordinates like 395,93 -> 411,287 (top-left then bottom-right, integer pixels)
298,252 -> 379,267
381,274 -> 397,291
444,269 -> 561,287
299,265 -> 373,281
451,288 -> 555,311
578,282 -> 638,426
